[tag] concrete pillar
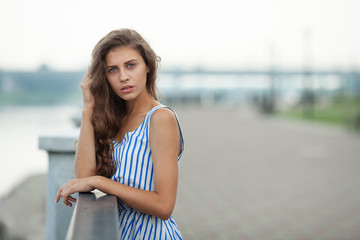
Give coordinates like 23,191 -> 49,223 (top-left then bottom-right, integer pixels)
39,129 -> 79,240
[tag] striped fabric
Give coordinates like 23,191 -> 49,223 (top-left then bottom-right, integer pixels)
111,105 -> 184,240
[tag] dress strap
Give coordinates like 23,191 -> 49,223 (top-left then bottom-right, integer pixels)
146,105 -> 184,161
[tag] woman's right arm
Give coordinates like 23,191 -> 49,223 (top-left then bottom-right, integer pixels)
74,71 -> 97,178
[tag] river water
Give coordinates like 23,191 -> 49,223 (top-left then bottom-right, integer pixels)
0,105 -> 80,197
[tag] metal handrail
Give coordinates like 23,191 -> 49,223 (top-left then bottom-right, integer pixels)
65,190 -> 120,240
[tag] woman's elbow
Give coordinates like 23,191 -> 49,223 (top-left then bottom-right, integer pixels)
158,212 -> 172,221
157,204 -> 174,220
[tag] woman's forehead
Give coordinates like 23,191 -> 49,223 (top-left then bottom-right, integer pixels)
105,47 -> 142,64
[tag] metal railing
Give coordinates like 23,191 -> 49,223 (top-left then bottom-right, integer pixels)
65,190 -> 120,240
39,129 -> 119,240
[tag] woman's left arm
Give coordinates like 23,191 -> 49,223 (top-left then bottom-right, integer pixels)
56,108 -> 181,220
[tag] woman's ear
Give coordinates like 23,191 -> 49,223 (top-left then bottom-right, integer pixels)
146,66 -> 150,73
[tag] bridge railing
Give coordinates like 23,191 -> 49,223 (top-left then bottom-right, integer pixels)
39,129 -> 119,240
65,190 -> 119,240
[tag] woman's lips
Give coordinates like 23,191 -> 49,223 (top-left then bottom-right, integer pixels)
120,85 -> 134,93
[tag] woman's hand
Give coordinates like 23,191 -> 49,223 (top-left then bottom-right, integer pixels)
74,71 -> 97,178
80,70 -> 95,111
55,177 -> 96,207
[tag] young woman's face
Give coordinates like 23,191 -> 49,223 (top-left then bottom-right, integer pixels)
105,46 -> 149,102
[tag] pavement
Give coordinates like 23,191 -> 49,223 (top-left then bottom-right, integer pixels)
172,106 -> 360,240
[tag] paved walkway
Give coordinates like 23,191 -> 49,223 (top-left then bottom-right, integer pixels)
172,106 -> 360,240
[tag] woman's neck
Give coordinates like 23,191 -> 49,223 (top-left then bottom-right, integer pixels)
125,91 -> 158,117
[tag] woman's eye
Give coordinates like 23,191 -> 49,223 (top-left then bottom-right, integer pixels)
109,67 -> 117,73
127,63 -> 135,68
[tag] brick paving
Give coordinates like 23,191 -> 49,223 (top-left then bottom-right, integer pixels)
172,106 -> 360,240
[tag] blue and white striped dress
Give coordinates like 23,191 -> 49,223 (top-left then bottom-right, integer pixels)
111,105 -> 184,240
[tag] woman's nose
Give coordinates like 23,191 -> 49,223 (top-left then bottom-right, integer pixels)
119,70 -> 129,82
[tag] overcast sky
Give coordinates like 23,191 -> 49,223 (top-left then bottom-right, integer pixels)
0,0 -> 359,71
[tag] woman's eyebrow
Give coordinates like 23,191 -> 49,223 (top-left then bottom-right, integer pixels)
106,59 -> 139,68
106,59 -> 138,66
106,64 -> 117,68
124,59 -> 138,64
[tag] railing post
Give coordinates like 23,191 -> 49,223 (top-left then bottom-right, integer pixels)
39,129 -> 79,240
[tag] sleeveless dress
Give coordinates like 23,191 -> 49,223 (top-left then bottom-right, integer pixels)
111,105 -> 184,240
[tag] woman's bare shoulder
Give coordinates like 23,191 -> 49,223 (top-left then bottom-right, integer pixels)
150,107 -> 178,130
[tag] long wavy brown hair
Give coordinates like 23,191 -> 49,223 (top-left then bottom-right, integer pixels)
88,29 -> 160,178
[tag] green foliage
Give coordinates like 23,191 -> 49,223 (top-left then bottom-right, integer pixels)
0,70 -> 84,106
0,91 -> 81,106
279,94 -> 360,129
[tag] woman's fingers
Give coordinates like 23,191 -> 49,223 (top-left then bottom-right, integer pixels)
61,192 -> 77,207
55,178 -> 94,207
55,186 -> 64,203
55,182 -> 77,207
80,70 -> 95,108
69,196 -> 77,203
63,195 -> 70,206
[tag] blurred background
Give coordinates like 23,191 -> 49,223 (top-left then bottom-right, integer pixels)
0,0 -> 360,239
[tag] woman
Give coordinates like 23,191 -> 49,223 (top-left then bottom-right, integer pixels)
55,29 -> 184,239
